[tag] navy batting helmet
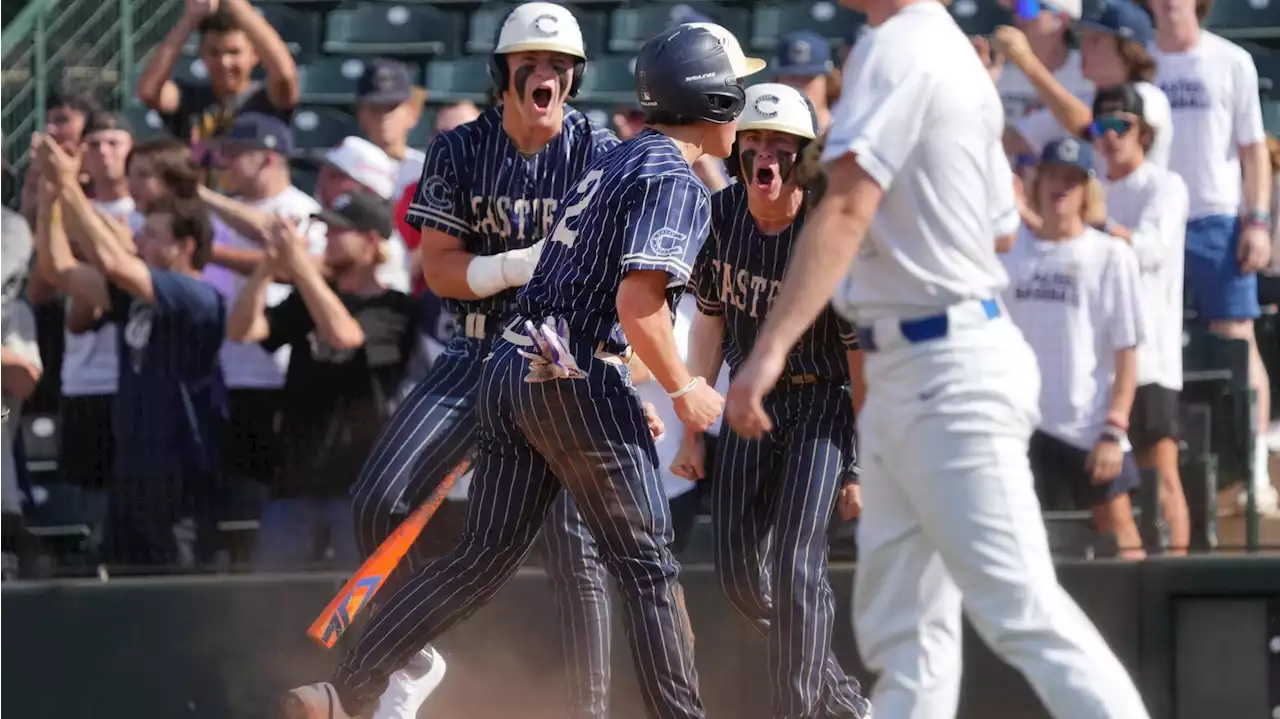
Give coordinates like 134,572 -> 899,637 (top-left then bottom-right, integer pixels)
635,23 -> 765,126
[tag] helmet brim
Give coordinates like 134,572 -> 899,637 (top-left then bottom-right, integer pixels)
495,40 -> 586,59
739,57 -> 767,78
737,119 -> 816,140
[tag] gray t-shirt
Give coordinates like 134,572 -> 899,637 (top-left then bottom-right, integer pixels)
1,206 -> 32,305
2,298 -> 41,515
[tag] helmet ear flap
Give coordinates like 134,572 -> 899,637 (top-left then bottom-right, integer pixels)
725,138 -> 742,181
488,54 -> 509,100
569,59 -> 586,98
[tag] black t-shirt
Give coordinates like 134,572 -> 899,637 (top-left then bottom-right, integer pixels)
262,287 -> 417,496
161,79 -> 293,144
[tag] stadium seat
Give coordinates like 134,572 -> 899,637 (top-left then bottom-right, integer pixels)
289,155 -> 321,196
122,104 -> 169,140
255,4 -> 323,60
466,4 -> 608,56
1264,99 -> 1280,134
608,3 -> 749,53
576,54 -> 638,104
291,106 -> 360,153
1251,50 -> 1279,96
1182,325 -> 1254,487
424,57 -> 492,103
748,2 -> 865,52
569,101 -> 617,131
1204,0 -> 1280,41
323,4 -> 461,57
948,0 -> 1013,37
298,56 -> 422,105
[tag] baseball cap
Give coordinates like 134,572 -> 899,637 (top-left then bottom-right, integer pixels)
1012,0 -> 1083,21
772,31 -> 834,78
314,191 -> 393,239
357,58 -> 414,106
222,112 -> 294,155
1077,0 -> 1154,45
1040,137 -> 1095,175
324,136 -> 397,201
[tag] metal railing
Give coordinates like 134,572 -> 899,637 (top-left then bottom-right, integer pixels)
1,0 -> 183,166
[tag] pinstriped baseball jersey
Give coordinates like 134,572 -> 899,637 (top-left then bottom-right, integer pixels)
519,128 -> 712,344
694,183 -> 857,378
404,105 -> 619,319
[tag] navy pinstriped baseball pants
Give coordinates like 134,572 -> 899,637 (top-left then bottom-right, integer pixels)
713,382 -> 871,719
347,332 -> 611,718
333,338 -> 703,718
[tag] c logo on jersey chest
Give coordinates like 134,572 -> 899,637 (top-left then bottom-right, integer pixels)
422,176 -> 454,212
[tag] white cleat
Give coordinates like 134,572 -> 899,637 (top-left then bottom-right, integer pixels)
370,646 -> 448,719
283,682 -> 358,719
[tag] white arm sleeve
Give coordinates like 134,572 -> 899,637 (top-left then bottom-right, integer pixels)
1127,173 -> 1189,273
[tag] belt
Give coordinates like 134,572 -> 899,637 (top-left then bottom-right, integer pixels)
462,313 -> 501,340
781,373 -> 820,387
858,298 -> 1001,353
500,326 -> 635,366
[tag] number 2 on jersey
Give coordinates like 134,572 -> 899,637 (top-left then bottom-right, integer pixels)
550,169 -> 603,249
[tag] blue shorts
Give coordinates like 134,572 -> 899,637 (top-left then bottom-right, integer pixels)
1184,215 -> 1261,321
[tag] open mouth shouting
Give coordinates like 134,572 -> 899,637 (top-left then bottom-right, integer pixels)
754,165 -> 776,190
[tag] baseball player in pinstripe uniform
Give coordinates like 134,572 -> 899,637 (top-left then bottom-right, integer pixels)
285,21 -> 764,719
296,4 -> 619,718
673,83 -> 871,719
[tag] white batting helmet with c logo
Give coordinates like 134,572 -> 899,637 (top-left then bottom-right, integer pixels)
495,2 -> 586,59
738,83 -> 817,140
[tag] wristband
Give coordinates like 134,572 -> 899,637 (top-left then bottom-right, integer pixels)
668,376 -> 701,399
465,254 -> 510,298
1243,208 -> 1271,229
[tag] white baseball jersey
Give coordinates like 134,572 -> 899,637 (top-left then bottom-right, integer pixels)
1000,226 -> 1146,450
1152,32 -> 1267,220
997,50 -> 1093,121
821,1 -> 1017,322
1102,161 -> 1188,391
1012,81 -> 1174,171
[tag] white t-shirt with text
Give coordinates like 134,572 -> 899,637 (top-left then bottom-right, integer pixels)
997,49 -> 1093,121
1001,226 -> 1146,450
1102,162 -> 1188,391
1152,32 -> 1267,220
822,2 -> 1017,322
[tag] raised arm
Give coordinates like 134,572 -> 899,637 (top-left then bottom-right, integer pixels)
993,26 -> 1093,137
270,219 -> 363,350
227,260 -> 276,342
221,0 -> 299,110
33,179 -> 111,313
136,0 -> 210,113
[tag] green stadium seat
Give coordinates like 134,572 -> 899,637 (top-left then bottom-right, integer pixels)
290,161 -> 320,197
291,106 -> 360,152
298,56 -> 422,105
948,0 -> 1013,37
122,105 -> 168,140
748,3 -> 865,52
256,4 -> 323,59
324,4 -> 461,57
1204,0 -> 1280,41
608,3 -> 749,53
424,57 -> 492,103
1252,50 -> 1279,96
576,54 -> 637,104
1264,99 -> 1280,134
466,4 -> 608,56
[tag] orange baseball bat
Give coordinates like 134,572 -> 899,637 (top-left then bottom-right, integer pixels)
308,457 -> 473,648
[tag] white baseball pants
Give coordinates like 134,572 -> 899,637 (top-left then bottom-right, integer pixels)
854,316 -> 1150,719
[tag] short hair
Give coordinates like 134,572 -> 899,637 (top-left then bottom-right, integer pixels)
126,138 -> 200,203
45,89 -> 98,117
84,110 -> 133,136
198,8 -> 241,37
1196,0 -> 1213,22
148,194 -> 214,269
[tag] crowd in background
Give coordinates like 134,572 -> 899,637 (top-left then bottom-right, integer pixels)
1,0 -> 1279,578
